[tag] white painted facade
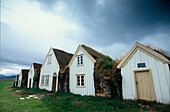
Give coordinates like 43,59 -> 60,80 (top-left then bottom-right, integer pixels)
121,48 -> 170,104
69,48 -> 95,96
18,71 -> 22,87
27,64 -> 34,88
39,48 -> 60,92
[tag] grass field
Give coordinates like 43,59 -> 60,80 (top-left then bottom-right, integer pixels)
0,79 -> 169,112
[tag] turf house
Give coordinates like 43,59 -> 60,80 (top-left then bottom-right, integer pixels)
68,45 -> 121,97
117,42 -> 170,104
27,63 -> 42,88
18,69 -> 29,88
39,47 -> 73,92
14,74 -> 19,87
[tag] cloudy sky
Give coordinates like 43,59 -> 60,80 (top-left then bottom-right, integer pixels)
1,0 -> 170,76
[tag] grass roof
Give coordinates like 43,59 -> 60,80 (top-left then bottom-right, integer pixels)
81,45 -> 116,77
53,48 -> 73,71
33,63 -> 42,71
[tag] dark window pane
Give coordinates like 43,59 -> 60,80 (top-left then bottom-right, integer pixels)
81,83 -> 84,86
77,83 -> 80,86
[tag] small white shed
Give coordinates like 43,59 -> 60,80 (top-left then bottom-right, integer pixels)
117,42 -> 170,104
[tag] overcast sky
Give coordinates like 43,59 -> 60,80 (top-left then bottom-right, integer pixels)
1,0 -> 170,76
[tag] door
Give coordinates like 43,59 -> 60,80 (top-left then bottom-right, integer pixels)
52,77 -> 57,92
29,78 -> 32,88
134,70 -> 156,101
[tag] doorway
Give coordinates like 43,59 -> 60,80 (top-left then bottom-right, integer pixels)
134,70 -> 156,101
52,77 -> 57,92
29,78 -> 32,88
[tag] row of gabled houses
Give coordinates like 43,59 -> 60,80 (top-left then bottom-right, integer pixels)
14,42 -> 170,104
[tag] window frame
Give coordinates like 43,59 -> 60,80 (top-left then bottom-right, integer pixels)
48,54 -> 52,64
76,74 -> 85,88
41,75 -> 50,86
77,54 -> 84,67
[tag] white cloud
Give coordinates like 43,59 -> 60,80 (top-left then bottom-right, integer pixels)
0,63 -> 30,76
97,0 -> 105,6
2,0 -> 80,38
140,32 -> 170,53
90,43 -> 132,60
1,0 -> 84,75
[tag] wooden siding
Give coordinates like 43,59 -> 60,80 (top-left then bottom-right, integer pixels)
121,48 -> 170,104
27,65 -> 34,88
18,71 -> 22,87
39,49 -> 60,92
69,49 -> 95,96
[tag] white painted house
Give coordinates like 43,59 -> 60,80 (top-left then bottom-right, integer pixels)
27,63 -> 42,88
68,45 -> 120,97
39,48 -> 72,92
117,42 -> 170,104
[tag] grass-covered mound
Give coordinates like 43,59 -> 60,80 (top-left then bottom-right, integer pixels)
82,45 -> 121,97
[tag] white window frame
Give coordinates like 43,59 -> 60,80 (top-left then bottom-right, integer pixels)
76,74 -> 85,88
77,54 -> 84,66
41,75 -> 49,86
48,54 -> 52,64
41,76 -> 44,85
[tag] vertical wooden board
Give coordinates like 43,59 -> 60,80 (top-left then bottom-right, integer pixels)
148,71 -> 156,100
147,55 -> 162,101
157,61 -> 169,101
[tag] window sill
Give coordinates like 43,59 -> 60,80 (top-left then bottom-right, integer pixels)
76,86 -> 86,88
41,84 -> 49,86
77,64 -> 84,67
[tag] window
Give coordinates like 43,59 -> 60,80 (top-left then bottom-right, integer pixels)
77,55 -> 83,66
41,75 -> 49,86
41,76 -> 44,85
45,76 -> 49,85
48,55 -> 52,64
76,74 -> 85,87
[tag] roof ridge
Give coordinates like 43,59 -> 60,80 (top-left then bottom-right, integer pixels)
52,48 -> 73,55
81,44 -> 111,59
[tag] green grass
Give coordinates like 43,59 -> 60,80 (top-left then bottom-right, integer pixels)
0,79 -> 170,112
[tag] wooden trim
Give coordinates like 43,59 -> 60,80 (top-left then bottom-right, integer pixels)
121,47 -> 138,68
76,74 -> 86,88
148,69 -> 156,101
133,69 -> 156,101
117,42 -> 170,68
